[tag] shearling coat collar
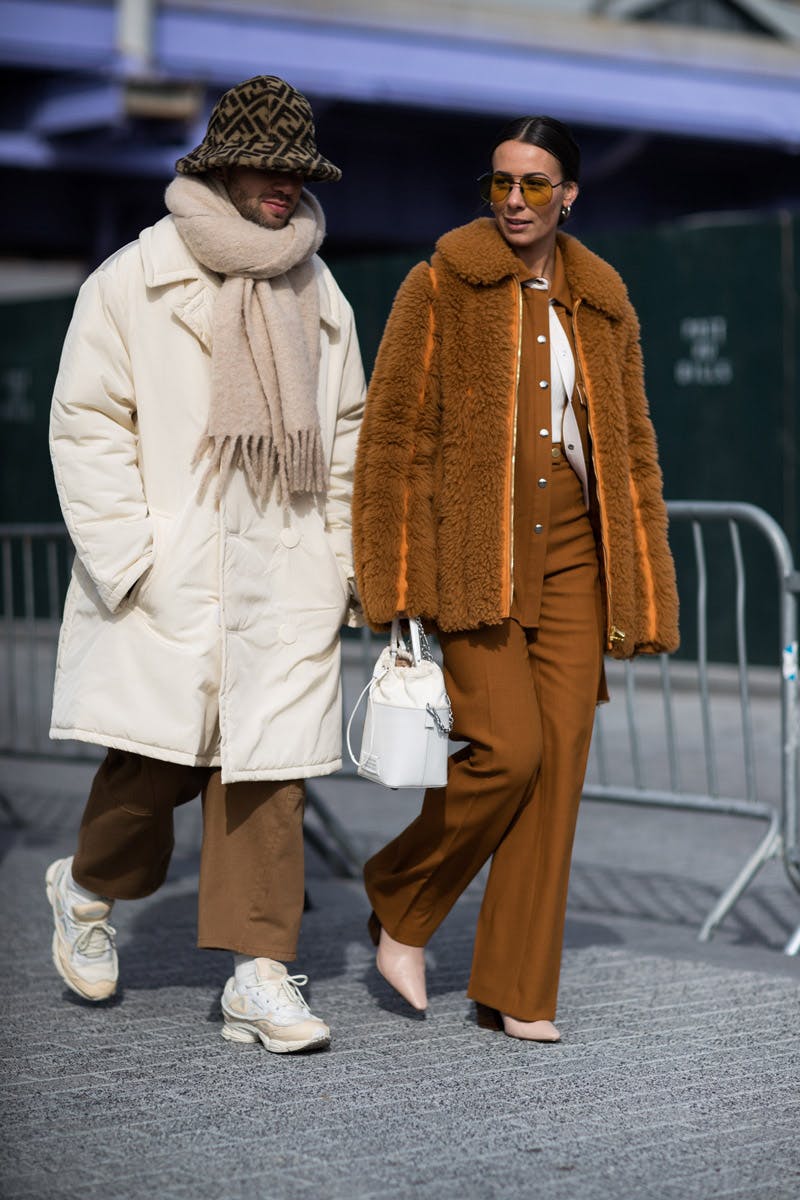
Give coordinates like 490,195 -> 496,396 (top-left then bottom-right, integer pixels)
435,218 -> 631,320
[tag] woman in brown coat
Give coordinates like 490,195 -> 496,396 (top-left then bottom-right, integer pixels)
352,116 -> 678,1042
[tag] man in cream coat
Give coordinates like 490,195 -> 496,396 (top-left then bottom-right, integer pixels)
46,76 -> 365,1053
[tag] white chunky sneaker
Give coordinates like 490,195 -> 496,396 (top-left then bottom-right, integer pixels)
45,857 -> 118,1002
221,959 -> 330,1054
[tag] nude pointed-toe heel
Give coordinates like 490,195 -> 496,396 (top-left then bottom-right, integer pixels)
475,1003 -> 561,1043
502,1015 -> 561,1043
376,928 -> 427,1012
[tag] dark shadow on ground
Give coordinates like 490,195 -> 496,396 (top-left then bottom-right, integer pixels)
568,860 -> 797,950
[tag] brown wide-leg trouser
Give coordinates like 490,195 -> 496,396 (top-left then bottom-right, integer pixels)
363,460 -> 604,1021
71,750 -> 306,960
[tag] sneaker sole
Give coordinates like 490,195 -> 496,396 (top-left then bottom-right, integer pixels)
221,1019 -> 330,1054
45,863 -> 117,1003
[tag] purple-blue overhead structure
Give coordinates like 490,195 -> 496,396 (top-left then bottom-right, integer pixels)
1,0 -> 800,180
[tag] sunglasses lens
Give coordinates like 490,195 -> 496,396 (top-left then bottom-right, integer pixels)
480,173 -> 555,207
520,177 -> 553,206
489,174 -> 513,204
479,173 -> 510,204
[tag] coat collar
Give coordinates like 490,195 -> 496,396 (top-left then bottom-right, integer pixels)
139,214 -> 216,289
434,218 -> 631,320
139,216 -> 219,350
138,215 -> 339,352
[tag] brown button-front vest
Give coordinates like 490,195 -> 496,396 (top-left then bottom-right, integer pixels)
510,262 -> 596,628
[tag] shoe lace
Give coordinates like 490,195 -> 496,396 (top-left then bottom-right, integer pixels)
275,973 -> 311,1014
75,920 -> 116,958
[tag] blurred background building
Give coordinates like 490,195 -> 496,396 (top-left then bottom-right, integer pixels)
1,0 -> 798,660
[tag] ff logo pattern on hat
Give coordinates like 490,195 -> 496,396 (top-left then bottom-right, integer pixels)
176,75 -> 341,183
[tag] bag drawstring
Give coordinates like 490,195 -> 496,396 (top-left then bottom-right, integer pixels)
346,676 -> 375,769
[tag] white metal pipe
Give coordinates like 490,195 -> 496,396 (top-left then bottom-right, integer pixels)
117,0 -> 155,75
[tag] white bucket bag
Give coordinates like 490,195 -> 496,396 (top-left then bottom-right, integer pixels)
346,618 -> 453,789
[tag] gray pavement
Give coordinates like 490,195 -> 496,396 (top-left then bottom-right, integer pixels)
1,678 -> 799,1199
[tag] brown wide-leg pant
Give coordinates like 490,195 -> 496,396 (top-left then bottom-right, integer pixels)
364,460 -> 604,1021
71,750 -> 306,960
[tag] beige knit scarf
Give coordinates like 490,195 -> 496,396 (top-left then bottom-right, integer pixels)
165,174 -> 326,506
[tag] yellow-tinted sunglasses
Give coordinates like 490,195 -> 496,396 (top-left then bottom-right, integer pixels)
478,171 -> 564,208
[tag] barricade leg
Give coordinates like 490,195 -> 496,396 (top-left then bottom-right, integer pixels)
697,815 -> 782,941
304,784 -> 361,878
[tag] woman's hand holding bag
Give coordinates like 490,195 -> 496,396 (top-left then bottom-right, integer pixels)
346,618 -> 453,789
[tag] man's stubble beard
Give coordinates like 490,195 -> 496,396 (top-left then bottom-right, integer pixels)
228,190 -> 291,231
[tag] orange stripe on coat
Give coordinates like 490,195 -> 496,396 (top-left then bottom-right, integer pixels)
629,474 -> 658,644
499,281 -> 521,616
397,267 -> 438,613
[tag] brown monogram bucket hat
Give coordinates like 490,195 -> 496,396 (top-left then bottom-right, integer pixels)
175,75 -> 341,182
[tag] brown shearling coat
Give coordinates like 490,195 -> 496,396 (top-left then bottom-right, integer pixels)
352,218 -> 679,658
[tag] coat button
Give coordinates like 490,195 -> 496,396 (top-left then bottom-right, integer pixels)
280,528 -> 300,548
279,623 -> 298,644
539,428 -> 549,438
537,334 -> 547,344
539,379 -> 549,389
537,478 -> 547,488
534,524 -> 544,534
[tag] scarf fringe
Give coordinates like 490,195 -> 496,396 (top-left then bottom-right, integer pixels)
286,428 -> 326,497
193,431 -> 325,508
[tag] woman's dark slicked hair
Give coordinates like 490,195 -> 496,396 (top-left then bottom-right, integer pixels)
490,116 -> 581,183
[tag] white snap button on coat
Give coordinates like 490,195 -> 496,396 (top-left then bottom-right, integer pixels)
279,623 -> 298,644
280,528 -> 300,548
539,428 -> 549,438
534,524 -> 544,534
537,334 -> 547,344
539,379 -> 549,389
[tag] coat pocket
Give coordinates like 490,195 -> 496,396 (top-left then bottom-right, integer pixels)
126,514 -> 166,614
125,505 -> 211,651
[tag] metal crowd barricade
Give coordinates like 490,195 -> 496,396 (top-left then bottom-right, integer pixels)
2,506 -> 799,946
584,502 -> 799,955
0,522 -> 362,878
0,523 -> 70,757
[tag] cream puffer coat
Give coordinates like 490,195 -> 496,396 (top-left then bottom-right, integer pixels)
49,215 -> 365,782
